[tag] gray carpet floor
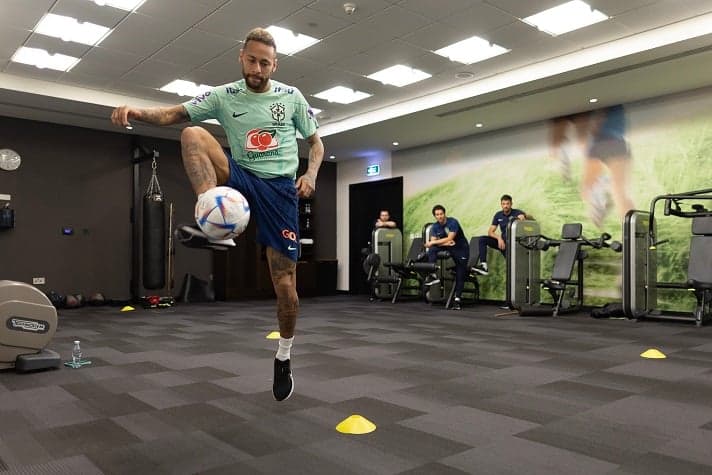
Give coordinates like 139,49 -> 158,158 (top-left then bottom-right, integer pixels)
1,295 -> 712,474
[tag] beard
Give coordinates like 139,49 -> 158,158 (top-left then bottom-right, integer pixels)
243,71 -> 269,92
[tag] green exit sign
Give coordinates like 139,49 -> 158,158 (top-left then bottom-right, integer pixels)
366,164 -> 380,176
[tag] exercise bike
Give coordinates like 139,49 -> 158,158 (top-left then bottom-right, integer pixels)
0,280 -> 61,372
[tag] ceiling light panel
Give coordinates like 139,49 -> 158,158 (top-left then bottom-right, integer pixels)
266,25 -> 320,55
367,65 -> 432,87
34,13 -> 111,46
11,46 -> 80,72
314,86 -> 372,104
159,79 -> 214,97
522,1 -> 609,36
433,36 -> 510,64
89,0 -> 146,11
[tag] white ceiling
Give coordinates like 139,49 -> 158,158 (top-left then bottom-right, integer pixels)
1,0 -> 712,161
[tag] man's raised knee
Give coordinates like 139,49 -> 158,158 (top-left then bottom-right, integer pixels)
181,126 -> 208,145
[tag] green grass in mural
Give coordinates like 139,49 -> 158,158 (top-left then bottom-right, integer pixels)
404,119 -> 712,311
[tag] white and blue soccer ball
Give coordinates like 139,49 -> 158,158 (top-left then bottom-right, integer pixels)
194,186 -> 250,240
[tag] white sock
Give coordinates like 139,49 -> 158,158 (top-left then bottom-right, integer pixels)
276,336 -> 293,361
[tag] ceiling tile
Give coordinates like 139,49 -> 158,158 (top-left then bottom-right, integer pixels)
25,33 -> 92,58
98,12 -> 188,58
196,0 -> 309,40
332,40 -> 429,75
137,0 -> 218,26
307,0 -> 394,21
0,27 -> 31,62
57,70 -> 113,90
294,24 -> 393,64
487,20 -> 551,49
362,5 -> 433,39
273,55 -> 329,81
440,3 -> 518,35
401,22 -> 472,51
71,46 -> 145,78
613,0 -> 712,30
275,6 -> 352,39
483,0 -> 565,18
588,0 -> 659,17
0,0 -> 54,31
399,0 -> 479,21
4,62 -> 64,81
52,0 -> 127,28
118,59 -> 194,88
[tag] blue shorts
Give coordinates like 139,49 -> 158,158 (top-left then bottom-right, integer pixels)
226,158 -> 299,261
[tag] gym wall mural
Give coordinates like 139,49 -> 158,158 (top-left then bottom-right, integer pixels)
394,87 -> 712,309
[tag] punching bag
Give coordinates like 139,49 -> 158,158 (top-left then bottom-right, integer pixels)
142,157 -> 166,290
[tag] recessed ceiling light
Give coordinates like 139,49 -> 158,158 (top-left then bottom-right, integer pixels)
475,123 -> 484,128
434,36 -> 509,65
367,65 -> 431,87
455,72 -> 474,79
90,0 -> 146,11
266,25 -> 320,55
159,79 -> 214,97
11,46 -> 80,72
392,141 -> 399,146
314,86 -> 371,104
522,1 -> 608,36
35,13 -> 111,46
589,98 -> 599,103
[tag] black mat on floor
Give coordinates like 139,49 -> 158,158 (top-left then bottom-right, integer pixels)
1,295 -> 712,474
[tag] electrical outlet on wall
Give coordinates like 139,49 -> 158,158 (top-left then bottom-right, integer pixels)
32,277 -> 45,285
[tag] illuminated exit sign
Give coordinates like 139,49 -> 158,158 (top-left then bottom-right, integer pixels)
366,164 -> 380,177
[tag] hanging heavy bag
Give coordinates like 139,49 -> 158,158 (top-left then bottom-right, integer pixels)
143,156 -> 166,290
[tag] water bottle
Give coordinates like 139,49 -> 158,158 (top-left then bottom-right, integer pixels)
72,340 -> 82,367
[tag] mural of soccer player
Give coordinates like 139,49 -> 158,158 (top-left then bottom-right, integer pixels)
549,105 -> 635,228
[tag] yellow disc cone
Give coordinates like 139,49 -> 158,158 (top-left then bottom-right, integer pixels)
266,331 -> 281,339
641,348 -> 666,359
120,305 -> 135,312
336,415 -> 377,434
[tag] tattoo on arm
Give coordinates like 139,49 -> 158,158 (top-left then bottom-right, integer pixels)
140,106 -> 188,125
181,142 -> 217,191
305,133 -> 324,180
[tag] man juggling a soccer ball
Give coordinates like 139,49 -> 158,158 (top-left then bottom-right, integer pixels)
111,27 -> 324,401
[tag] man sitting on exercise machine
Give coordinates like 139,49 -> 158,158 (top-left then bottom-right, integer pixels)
424,205 -> 469,310
475,194 -> 526,275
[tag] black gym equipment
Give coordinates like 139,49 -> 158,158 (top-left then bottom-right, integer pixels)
506,219 -> 542,309
0,280 -> 61,372
143,152 -> 166,290
515,223 -> 621,317
622,188 -> 712,326
361,228 -> 435,303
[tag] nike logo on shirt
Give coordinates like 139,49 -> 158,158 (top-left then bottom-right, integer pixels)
232,112 -> 248,118
288,245 -> 297,251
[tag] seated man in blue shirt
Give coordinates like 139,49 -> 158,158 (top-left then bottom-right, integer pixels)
475,194 -> 526,275
424,204 -> 469,310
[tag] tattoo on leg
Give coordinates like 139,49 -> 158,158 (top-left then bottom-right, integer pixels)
181,141 -> 217,194
267,248 -> 298,338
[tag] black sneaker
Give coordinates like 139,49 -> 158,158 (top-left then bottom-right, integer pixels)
424,273 -> 440,286
473,263 -> 488,276
451,298 -> 462,310
273,358 -> 294,401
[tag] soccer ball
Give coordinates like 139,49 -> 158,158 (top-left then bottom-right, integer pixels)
194,186 -> 250,240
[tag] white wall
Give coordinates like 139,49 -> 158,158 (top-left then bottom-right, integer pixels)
336,152 -> 392,291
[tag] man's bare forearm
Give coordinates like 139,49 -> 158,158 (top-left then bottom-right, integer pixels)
138,105 -> 189,125
305,133 -> 324,179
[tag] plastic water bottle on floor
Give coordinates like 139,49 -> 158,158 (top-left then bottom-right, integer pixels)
72,340 -> 82,367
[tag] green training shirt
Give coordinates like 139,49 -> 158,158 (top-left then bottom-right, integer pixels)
183,79 -> 318,179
